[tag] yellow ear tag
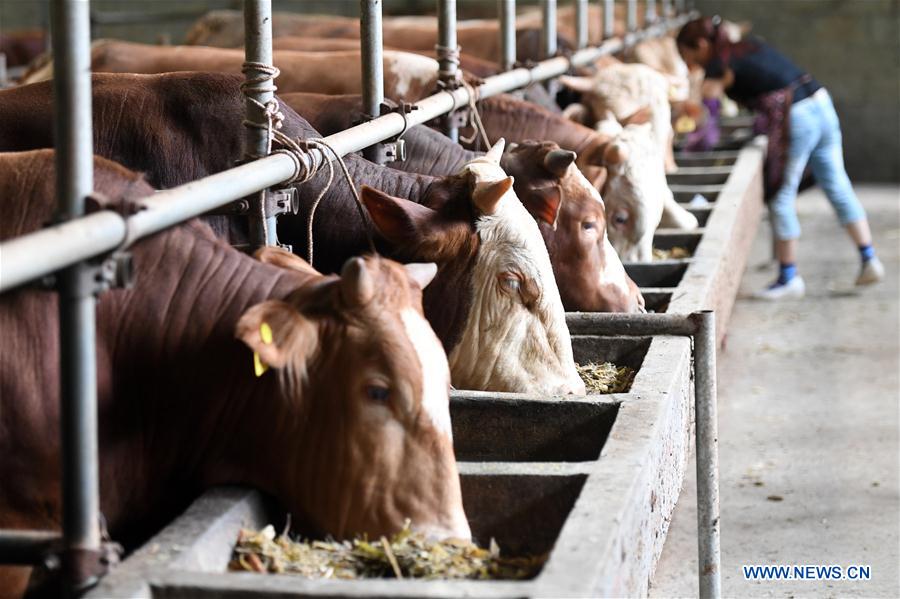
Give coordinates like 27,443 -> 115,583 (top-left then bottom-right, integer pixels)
253,351 -> 269,377
260,322 -> 273,345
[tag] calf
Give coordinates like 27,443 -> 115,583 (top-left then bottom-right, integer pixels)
0,73 -> 583,395
22,41 -> 440,103
283,92 -> 642,313
0,149 -> 468,598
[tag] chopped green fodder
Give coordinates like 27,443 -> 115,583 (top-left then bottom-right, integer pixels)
230,522 -> 546,580
576,362 -> 635,394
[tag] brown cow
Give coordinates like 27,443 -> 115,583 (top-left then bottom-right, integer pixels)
460,94 -> 700,261
0,149 -> 468,598
21,41 -> 440,102
282,92 -> 643,313
184,10 -> 573,63
0,29 -> 47,68
0,73 -> 583,395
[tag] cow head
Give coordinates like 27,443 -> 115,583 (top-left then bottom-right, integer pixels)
362,140 -> 585,395
501,140 -> 644,313
237,249 -> 470,541
578,121 -> 669,263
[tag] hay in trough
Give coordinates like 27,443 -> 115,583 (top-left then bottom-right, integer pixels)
229,522 -> 545,580
652,246 -> 690,261
576,362 -> 635,394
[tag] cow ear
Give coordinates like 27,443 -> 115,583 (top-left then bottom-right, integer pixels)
522,186 -> 562,228
581,165 -> 609,193
622,105 -> 653,126
361,185 -> 437,247
236,300 -> 318,375
585,140 -> 628,168
559,75 -> 595,94
254,246 -> 320,276
472,176 -> 514,215
404,262 -> 438,289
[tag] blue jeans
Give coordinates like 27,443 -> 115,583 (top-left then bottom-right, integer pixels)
769,89 -> 866,240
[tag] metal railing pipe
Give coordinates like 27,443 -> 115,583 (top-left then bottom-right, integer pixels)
360,0 -> 385,161
50,0 -> 102,590
646,0 -> 657,23
0,213 -> 127,292
662,0 -> 673,18
627,0 -> 638,31
603,0 -> 615,39
499,0 -> 516,71
437,0 -> 459,141
565,310 -> 722,598
242,0 -> 277,247
0,530 -> 62,565
575,0 -> 588,49
541,0 -> 558,57
0,15 -> 690,292
694,310 -> 722,599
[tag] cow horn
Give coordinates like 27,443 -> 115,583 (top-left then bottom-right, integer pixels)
543,149 -> 577,178
340,257 -> 375,306
404,263 -> 438,289
484,138 -> 506,163
472,176 -> 514,215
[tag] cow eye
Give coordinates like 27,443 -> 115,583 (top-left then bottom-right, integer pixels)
581,221 -> 597,230
613,211 -> 629,226
366,384 -> 390,402
500,275 -> 521,291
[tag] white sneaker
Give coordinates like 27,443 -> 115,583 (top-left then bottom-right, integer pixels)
753,275 -> 806,300
856,257 -> 884,286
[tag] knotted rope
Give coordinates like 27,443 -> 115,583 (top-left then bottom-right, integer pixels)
433,45 -> 491,151
239,61 -> 374,266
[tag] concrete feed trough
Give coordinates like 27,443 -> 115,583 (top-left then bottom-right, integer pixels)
86,134 -> 765,598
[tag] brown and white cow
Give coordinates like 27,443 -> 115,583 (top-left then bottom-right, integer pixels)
281,91 -> 642,313
0,73 -> 583,395
0,149 -> 469,597
22,41 -> 440,102
462,94 -> 696,261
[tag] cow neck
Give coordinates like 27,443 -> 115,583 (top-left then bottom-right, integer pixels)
102,224 -> 317,535
391,127 -> 479,177
480,96 -> 599,156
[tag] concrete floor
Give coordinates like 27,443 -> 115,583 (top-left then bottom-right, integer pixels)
651,185 -> 900,598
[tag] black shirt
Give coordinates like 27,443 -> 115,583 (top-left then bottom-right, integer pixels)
706,36 -> 822,105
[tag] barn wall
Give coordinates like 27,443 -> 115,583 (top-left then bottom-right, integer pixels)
697,0 -> 900,182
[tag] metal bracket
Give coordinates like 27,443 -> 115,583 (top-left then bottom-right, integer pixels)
208,187 -> 298,218
354,102 -> 420,164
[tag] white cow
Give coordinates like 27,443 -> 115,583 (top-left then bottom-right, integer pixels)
593,119 -> 696,262
449,142 -> 586,395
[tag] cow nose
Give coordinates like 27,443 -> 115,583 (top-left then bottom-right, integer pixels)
558,378 -> 586,396
412,520 -> 472,542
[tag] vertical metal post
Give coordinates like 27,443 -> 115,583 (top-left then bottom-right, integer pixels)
437,0 -> 459,142
574,0 -> 588,49
541,0 -> 557,57
675,0 -> 685,13
243,0 -> 277,247
603,0 -> 615,39
360,0 -> 385,161
645,0 -> 657,23
692,310 -> 722,599
498,0 -> 516,71
627,0 -> 637,31
50,0 -> 101,591
662,0 -> 673,18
